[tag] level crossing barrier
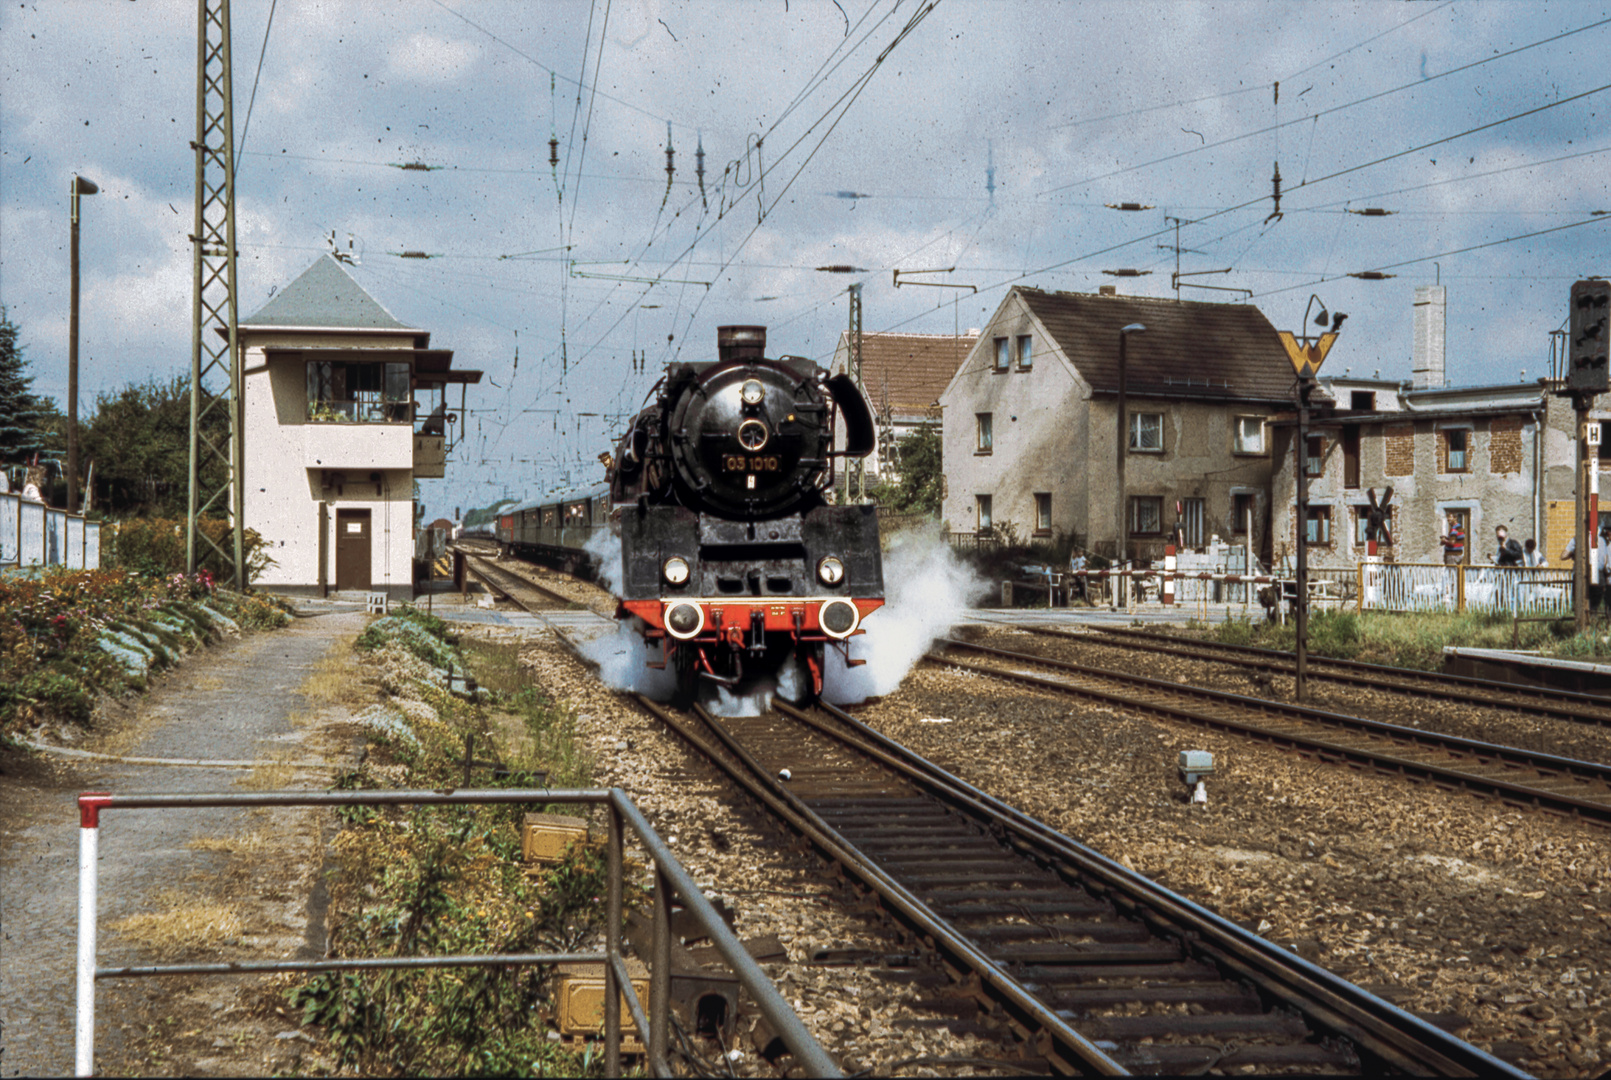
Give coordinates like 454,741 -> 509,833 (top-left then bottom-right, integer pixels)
75,787 -> 837,1078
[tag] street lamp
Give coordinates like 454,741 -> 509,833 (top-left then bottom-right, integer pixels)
68,174 -> 99,514
1115,322 -> 1146,609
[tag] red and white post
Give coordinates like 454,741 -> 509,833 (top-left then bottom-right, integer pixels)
1162,543 -> 1176,605
77,792 -> 110,1077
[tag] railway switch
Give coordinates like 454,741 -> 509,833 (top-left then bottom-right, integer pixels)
1178,750 -> 1214,805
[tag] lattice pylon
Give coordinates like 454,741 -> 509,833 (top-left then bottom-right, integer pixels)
186,0 -> 244,588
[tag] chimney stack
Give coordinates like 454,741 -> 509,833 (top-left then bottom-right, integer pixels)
1412,285 -> 1446,389
1098,284 -> 1117,296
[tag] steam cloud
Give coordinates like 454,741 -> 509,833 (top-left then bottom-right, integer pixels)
823,529 -> 991,704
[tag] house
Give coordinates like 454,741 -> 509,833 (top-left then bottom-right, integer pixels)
829,330 -> 975,486
238,256 -> 481,600
1272,381 -> 1578,569
938,286 -> 1297,562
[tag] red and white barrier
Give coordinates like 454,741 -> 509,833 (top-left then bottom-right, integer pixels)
77,792 -> 111,1077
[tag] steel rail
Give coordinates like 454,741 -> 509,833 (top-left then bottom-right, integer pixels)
1063,624 -> 1611,726
787,698 -> 1525,1079
463,552 -> 578,609
936,640 -> 1611,826
632,694 -> 1124,1076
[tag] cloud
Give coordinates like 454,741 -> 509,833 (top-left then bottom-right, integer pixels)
386,32 -> 480,84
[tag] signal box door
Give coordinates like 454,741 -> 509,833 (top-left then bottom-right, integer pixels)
335,509 -> 372,591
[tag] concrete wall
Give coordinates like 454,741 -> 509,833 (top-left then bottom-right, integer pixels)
242,330 -> 418,600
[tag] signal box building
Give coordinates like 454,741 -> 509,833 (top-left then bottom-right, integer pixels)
829,331 -> 976,484
939,287 -> 1296,562
238,255 -> 481,600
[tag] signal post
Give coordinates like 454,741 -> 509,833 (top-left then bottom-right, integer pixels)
1568,279 -> 1611,631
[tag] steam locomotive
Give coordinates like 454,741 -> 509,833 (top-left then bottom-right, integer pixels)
610,325 -> 884,704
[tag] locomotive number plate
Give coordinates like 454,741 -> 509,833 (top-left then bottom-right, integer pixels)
723,455 -> 781,472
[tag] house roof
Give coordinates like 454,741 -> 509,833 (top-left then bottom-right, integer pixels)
836,331 -> 976,414
1013,288 -> 1297,403
242,255 -> 420,332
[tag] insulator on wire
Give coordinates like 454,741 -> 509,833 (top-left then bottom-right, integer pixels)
695,132 -> 707,210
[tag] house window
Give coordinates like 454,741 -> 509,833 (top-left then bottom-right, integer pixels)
1444,428 -> 1469,472
1304,435 -> 1325,477
1233,416 -> 1264,454
1034,492 -> 1051,534
1128,412 -> 1163,452
1342,425 -> 1361,488
1232,492 -> 1256,534
976,494 -> 993,531
1129,496 -> 1162,535
1353,505 -> 1373,545
1350,391 -> 1376,410
994,337 -> 1010,371
1598,422 -> 1611,462
1017,334 -> 1033,370
976,412 -> 993,453
306,360 -> 411,423
1304,506 -> 1332,545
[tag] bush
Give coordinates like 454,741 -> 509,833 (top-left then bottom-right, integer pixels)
103,516 -> 274,584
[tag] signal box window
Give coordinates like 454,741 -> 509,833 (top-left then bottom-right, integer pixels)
1305,506 -> 1332,545
1443,428 -> 1469,473
994,337 -> 1010,371
306,360 -> 411,423
1129,496 -> 1162,535
1232,492 -> 1255,534
1129,412 -> 1163,452
976,494 -> 993,531
1233,416 -> 1264,454
1034,492 -> 1052,535
1304,435 -> 1325,477
976,412 -> 993,453
1598,421 -> 1611,462
1018,335 -> 1033,370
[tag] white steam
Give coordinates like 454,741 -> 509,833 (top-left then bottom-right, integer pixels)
823,529 -> 991,704
585,528 -> 624,593
577,530 -> 679,698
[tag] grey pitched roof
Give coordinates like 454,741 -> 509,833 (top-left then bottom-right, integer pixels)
242,255 -> 417,331
1015,287 -> 1297,403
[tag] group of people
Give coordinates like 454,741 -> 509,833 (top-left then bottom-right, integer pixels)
1440,517 -> 1547,568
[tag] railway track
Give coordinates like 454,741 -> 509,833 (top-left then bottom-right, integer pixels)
1054,625 -> 1611,729
937,637 -> 1611,828
635,695 -> 1521,1076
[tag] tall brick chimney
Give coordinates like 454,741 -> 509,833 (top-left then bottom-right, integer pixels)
1412,285 -> 1446,389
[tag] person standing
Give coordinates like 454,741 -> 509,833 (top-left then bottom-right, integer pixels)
1523,538 -> 1544,567
1068,547 -> 1088,605
1494,525 -> 1523,566
1440,513 -> 1465,566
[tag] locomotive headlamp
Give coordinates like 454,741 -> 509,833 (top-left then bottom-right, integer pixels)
819,598 -> 859,638
817,556 -> 845,586
665,601 -> 704,640
740,379 -> 765,405
737,419 -> 769,451
662,556 -> 691,586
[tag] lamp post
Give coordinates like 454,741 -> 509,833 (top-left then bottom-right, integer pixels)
68,174 -> 99,514
1115,323 -> 1146,609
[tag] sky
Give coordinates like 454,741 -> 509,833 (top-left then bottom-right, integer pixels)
3,0 -> 1609,516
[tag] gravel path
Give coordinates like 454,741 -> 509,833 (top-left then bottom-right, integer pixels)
0,609 -> 367,1078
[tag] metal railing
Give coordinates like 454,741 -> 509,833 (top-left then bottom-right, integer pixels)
75,787 -> 837,1078
0,492 -> 100,574
1356,562 -> 1573,615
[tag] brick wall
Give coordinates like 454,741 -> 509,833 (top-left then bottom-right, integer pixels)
1490,416 -> 1524,474
1385,424 -> 1415,476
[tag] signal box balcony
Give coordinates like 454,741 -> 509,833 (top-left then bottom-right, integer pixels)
413,434 -> 446,478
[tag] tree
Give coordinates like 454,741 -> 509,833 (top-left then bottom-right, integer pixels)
868,422 -> 943,516
81,375 -> 223,517
0,309 -> 53,466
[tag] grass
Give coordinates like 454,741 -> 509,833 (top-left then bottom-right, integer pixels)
299,641 -> 374,708
1197,608 -> 1593,671
186,832 -> 273,855
107,890 -> 243,956
238,752 -> 297,790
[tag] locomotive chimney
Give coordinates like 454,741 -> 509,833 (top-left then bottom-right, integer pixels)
717,325 -> 767,363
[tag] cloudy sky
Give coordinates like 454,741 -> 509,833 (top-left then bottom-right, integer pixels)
4,0 -> 1608,514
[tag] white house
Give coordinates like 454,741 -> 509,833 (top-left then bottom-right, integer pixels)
238,256 -> 480,600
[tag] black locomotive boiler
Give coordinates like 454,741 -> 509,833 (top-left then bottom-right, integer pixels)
610,325 -> 884,705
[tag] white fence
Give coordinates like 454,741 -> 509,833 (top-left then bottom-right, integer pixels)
1358,561 -> 1572,615
0,493 -> 101,575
